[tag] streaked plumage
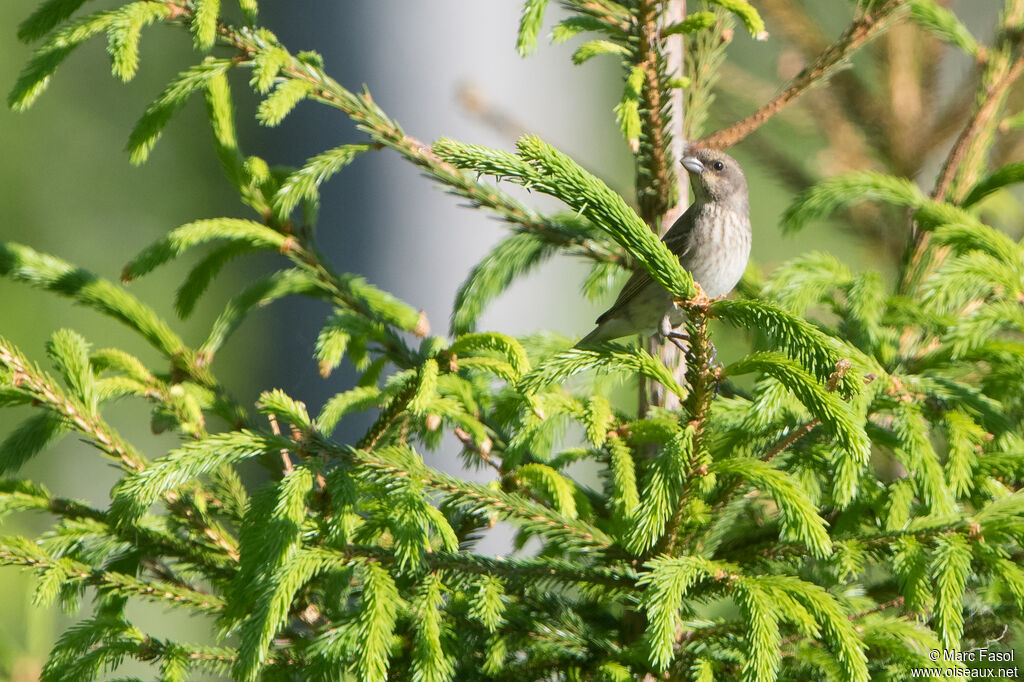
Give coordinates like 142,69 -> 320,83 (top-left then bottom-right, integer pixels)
578,149 -> 751,345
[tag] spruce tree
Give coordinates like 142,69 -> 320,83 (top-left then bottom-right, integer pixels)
3,1 -> 1024,680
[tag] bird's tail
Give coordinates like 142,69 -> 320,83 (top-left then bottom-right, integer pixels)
573,327 -> 605,349
574,320 -> 630,349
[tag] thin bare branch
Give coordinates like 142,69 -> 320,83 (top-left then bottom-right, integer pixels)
697,0 -> 910,150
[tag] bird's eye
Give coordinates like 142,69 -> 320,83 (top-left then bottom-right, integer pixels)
712,160 -> 725,171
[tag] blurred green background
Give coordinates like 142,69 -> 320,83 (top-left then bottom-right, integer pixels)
1,1 -> 1018,679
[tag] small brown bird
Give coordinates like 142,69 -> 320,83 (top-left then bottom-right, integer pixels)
578,148 -> 751,346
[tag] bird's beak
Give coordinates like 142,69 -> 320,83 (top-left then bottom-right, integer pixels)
681,156 -> 705,175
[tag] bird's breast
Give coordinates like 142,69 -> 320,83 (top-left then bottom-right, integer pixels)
680,203 -> 752,298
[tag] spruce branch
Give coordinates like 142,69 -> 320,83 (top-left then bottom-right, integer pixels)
0,337 -> 145,472
243,47 -> 619,268
356,377 -> 418,451
26,488 -> 236,578
757,361 -> 849,463
0,242 -> 249,426
654,303 -> 719,558
340,443 -> 612,552
563,0 -> 633,34
340,544 -> 637,591
120,1 -> 625,312
0,539 -> 224,613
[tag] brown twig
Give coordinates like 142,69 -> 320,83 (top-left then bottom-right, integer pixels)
455,81 -> 529,140
453,426 -> 499,473
267,413 -> 296,475
759,0 -> 881,135
696,0 -> 910,150
761,419 -> 821,463
882,23 -> 928,175
932,55 -> 1024,204
850,596 -> 905,621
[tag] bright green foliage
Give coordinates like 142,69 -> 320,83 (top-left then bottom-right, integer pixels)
450,233 -> 557,335
702,0 -> 765,37
274,143 -> 371,218
782,171 -> 928,233
9,8 -> 118,110
1002,110 -> 1024,131
624,420 -> 695,555
519,345 -> 687,399
516,0 -> 549,56
726,352 -> 868,463
552,16 -> 612,44
0,410 -> 68,476
125,218 -> 288,280
191,0 -> 220,50
127,58 -> 234,164
5,1 -> 1024,681
106,2 -> 169,82
638,556 -> 725,670
0,243 -> 188,360
17,0 -> 95,42
962,160 -> 1024,207
436,136 -> 695,299
909,0 -> 978,55
664,12 -> 717,36
199,269 -> 324,359
257,78 -> 313,127
783,170 -> 979,234
572,39 -> 632,65
614,65 -> 645,151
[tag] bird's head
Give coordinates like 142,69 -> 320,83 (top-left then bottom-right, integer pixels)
680,148 -> 748,207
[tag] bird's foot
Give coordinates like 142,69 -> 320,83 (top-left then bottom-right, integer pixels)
659,316 -> 690,353
667,335 -> 689,354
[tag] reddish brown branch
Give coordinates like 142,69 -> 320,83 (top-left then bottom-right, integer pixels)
932,54 -> 1024,203
635,1 -> 675,226
696,0 -> 910,150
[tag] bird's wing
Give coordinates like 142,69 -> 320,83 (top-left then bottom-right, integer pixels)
594,206 -> 696,325
661,204 -> 696,259
595,268 -> 652,324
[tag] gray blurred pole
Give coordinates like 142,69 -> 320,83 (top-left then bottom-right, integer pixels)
653,0 -> 689,413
